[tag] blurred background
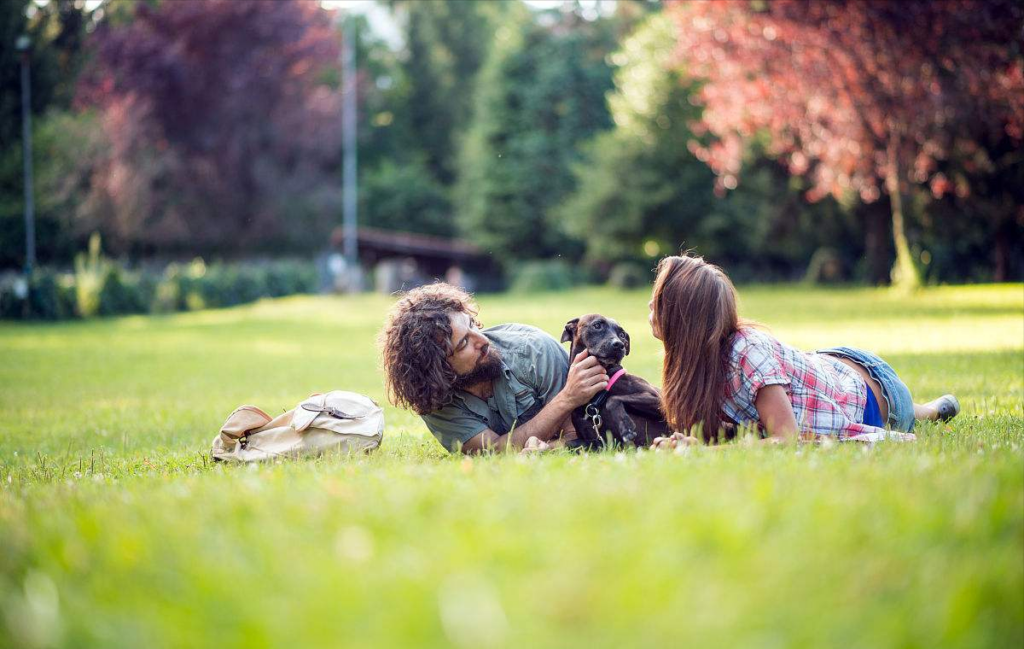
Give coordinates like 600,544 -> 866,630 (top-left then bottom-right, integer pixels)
1,0 -> 1021,319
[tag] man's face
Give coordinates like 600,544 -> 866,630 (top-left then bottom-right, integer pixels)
448,311 -> 502,387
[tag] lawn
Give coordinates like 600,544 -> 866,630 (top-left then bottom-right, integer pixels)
1,284 -> 1022,649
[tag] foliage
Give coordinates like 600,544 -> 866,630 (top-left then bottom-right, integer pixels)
75,0 -> 344,256
559,13 -> 714,266
2,253 -> 319,320
668,0 -> 1024,289
0,1 -> 104,269
73,232 -> 108,318
561,13 -> 862,281
387,0 -> 507,187
457,9 -> 618,265
0,268 -> 76,320
0,286 -> 1021,647
508,259 -> 583,293
0,0 -> 95,147
360,160 -> 454,237
1,0 -> 1020,284
607,261 -> 652,289
98,264 -> 150,316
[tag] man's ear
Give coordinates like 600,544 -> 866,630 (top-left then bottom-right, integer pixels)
620,328 -> 631,356
560,318 -> 579,344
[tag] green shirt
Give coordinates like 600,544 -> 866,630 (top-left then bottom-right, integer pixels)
421,323 -> 569,452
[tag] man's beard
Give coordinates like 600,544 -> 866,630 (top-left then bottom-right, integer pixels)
452,348 -> 504,391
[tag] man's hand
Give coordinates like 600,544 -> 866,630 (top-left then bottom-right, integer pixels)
560,350 -> 609,408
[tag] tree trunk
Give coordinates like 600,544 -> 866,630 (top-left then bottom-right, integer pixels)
884,139 -> 921,290
863,201 -> 892,284
993,217 -> 1011,282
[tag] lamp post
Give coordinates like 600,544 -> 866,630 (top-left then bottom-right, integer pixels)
340,14 -> 360,291
16,34 -> 36,278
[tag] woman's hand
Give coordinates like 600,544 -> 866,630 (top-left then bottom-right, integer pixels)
650,432 -> 701,450
560,350 -> 609,408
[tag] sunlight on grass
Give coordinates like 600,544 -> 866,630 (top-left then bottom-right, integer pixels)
0,284 -> 1021,648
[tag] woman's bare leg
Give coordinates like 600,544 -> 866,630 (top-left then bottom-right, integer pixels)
914,396 -> 960,421
914,402 -> 939,420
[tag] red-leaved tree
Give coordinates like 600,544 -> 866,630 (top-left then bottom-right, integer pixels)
76,0 -> 343,254
669,0 -> 1023,286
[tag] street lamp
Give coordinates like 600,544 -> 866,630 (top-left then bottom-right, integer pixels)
15,34 -> 36,278
341,14 -> 359,291
325,2 -> 361,292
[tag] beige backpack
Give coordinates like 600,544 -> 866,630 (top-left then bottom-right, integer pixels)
212,391 -> 384,462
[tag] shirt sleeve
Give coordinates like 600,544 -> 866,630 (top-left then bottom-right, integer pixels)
522,331 -> 570,407
736,330 -> 791,395
421,406 -> 489,453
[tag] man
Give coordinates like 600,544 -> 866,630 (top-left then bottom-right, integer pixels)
379,283 -> 608,453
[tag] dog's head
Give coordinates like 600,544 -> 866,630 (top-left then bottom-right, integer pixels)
560,314 -> 631,368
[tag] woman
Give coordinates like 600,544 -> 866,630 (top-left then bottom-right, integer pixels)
647,254 -> 959,448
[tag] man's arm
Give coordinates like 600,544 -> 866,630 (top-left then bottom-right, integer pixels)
460,351 -> 606,454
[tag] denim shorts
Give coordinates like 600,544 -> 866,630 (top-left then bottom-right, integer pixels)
817,346 -> 915,432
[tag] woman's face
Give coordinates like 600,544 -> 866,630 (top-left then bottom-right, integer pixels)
648,298 -> 661,340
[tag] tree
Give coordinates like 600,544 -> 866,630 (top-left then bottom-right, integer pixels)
457,7 -> 619,264
559,13 -> 715,266
560,12 -> 860,280
669,0 -> 1024,288
0,0 -> 100,269
388,0 -> 503,187
75,0 -> 344,255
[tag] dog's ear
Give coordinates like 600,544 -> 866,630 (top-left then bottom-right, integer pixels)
561,318 -> 580,344
620,327 -> 631,355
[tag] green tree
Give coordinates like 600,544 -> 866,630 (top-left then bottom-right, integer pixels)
389,0 -> 503,186
560,13 -> 860,281
457,8 -> 618,264
559,13 -> 713,265
0,0 -> 100,269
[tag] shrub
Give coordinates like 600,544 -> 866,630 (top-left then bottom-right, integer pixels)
803,247 -> 846,285
2,256 -> 319,320
0,270 -> 77,320
74,233 -> 109,318
509,260 -> 578,293
98,266 -> 150,316
607,262 -> 652,289
265,260 -> 318,296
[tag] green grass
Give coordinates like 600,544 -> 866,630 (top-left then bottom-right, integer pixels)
1,284 -> 1022,649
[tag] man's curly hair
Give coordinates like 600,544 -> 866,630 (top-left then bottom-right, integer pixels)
378,283 -> 482,415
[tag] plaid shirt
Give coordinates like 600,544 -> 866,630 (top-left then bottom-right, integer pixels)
723,328 -> 892,439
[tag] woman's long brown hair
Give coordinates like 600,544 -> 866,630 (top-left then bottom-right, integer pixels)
652,254 -> 741,440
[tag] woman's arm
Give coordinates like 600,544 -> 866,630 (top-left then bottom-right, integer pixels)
651,385 -> 801,450
753,384 -> 800,441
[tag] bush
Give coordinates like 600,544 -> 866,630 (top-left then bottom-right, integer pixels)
265,260 -> 318,297
607,262 -> 651,289
31,270 -> 78,320
74,233 -> 109,318
0,270 -> 77,320
1,256 -> 320,320
509,260 -> 579,293
98,266 -> 150,316
803,247 -> 847,285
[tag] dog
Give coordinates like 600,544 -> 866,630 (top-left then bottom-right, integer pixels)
561,314 -> 672,448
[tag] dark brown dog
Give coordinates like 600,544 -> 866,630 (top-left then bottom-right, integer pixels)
561,314 -> 671,448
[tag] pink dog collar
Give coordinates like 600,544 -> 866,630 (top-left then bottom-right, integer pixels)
606,368 -> 626,391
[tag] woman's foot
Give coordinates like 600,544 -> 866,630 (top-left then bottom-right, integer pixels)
934,395 -> 960,422
914,395 -> 961,422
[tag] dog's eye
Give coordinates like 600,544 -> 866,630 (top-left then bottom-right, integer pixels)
592,322 -> 603,330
